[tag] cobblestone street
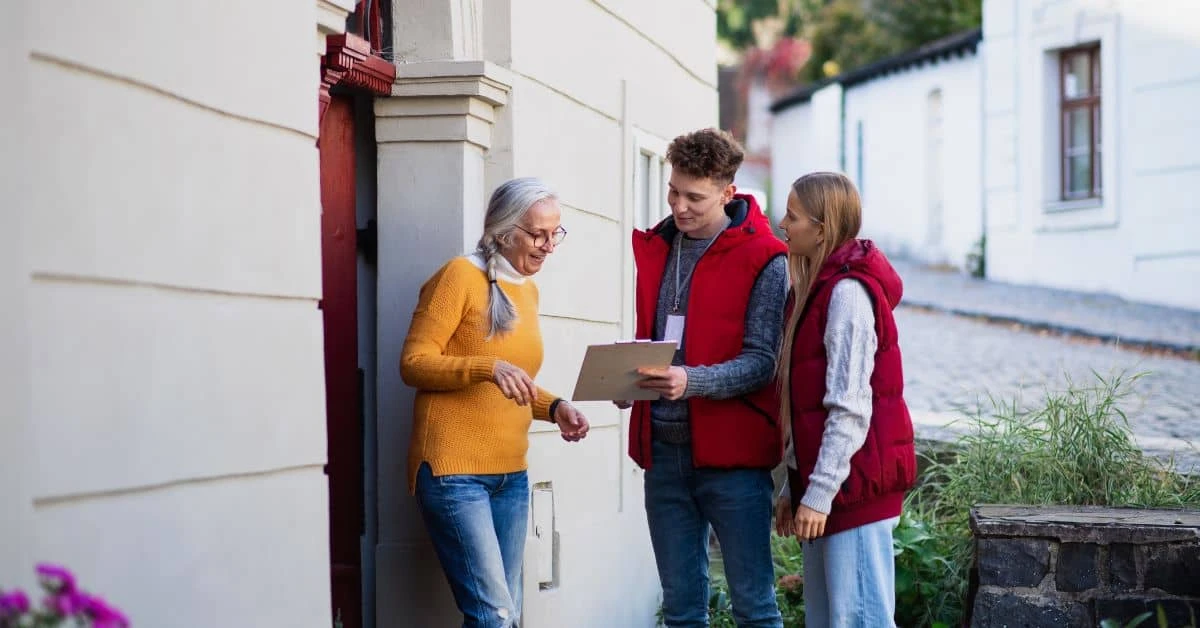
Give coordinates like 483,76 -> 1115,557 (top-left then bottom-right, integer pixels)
898,307 -> 1200,470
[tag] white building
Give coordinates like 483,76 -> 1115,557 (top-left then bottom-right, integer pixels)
981,0 -> 1200,310
1,1 -> 717,626
770,30 -> 983,270
770,0 -> 1200,310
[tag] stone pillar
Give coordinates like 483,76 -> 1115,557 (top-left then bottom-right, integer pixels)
372,59 -> 512,625
391,0 -> 485,62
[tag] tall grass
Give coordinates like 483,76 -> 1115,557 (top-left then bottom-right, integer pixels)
903,372 -> 1200,627
685,372 -> 1198,627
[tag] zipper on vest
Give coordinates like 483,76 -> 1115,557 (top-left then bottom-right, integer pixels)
738,397 -> 776,426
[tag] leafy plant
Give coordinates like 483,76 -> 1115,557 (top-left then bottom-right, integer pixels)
1100,603 -> 1197,628
0,564 -> 128,628
904,372 -> 1200,627
797,0 -> 894,82
770,534 -> 806,627
770,533 -> 804,580
717,0 -> 804,50
657,533 -> 806,627
870,0 -> 983,52
704,581 -> 739,628
965,234 -> 986,278
1101,610 -> 1156,628
892,510 -> 962,627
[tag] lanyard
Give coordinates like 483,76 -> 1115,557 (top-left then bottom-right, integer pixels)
672,217 -> 730,313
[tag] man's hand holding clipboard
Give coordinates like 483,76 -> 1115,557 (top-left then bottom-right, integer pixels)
570,339 -> 678,402
633,366 -> 688,400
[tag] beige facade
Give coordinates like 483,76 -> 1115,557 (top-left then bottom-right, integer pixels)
1,0 -> 34,595
0,0 -> 350,625
1,1 -> 719,626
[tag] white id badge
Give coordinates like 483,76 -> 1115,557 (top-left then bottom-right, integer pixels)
664,315 -> 685,348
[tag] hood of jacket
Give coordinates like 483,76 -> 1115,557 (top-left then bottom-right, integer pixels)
817,239 -> 903,310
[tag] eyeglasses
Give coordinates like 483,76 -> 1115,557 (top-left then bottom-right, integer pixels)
515,225 -> 568,248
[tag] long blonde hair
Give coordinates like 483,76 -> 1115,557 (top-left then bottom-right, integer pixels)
777,172 -> 863,436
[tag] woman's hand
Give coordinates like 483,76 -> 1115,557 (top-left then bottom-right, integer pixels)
635,366 -> 688,400
793,504 -> 828,541
492,360 -> 537,406
774,496 -> 795,537
554,401 -> 590,442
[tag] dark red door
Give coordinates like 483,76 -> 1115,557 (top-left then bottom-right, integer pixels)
319,94 -> 363,628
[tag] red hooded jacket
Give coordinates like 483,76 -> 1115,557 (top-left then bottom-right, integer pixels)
629,194 -> 786,470
786,239 -> 917,536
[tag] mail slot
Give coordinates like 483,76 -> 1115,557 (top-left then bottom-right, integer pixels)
530,482 -> 558,589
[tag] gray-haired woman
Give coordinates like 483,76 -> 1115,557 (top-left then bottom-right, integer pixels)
400,177 -> 590,627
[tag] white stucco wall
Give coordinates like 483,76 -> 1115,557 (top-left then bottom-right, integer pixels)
3,1 -> 342,624
769,102 -> 815,217
375,2 -> 719,627
739,79 -> 775,212
768,83 -> 844,209
0,0 -> 34,592
809,84 -> 847,174
843,54 -> 982,268
770,53 -> 981,269
983,0 -> 1200,309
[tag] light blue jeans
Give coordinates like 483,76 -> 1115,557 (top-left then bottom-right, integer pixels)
645,440 -> 784,628
801,516 -> 899,628
414,462 -> 528,628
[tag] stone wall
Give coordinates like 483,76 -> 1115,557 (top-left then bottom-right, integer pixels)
969,505 -> 1200,627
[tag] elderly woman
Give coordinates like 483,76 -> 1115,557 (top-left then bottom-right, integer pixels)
401,177 -> 590,628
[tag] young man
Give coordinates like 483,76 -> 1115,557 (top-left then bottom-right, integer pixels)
621,128 -> 788,628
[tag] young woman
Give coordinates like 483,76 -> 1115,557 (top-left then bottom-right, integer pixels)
773,172 -> 917,627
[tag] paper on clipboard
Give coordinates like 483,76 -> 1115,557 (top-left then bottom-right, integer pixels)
570,340 -> 678,401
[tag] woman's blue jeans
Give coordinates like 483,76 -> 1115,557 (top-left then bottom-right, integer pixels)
802,516 -> 899,628
415,462 -> 528,628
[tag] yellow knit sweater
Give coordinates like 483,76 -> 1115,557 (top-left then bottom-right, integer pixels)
402,255 -> 558,494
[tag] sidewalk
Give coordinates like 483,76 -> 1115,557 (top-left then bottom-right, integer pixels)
892,259 -> 1200,355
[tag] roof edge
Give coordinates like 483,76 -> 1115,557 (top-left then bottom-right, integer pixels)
769,27 -> 983,113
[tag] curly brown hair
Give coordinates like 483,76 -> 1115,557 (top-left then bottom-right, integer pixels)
666,128 -> 745,184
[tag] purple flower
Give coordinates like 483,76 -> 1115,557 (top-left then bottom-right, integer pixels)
35,563 -> 77,595
11,564 -> 127,627
0,589 -> 31,615
45,591 -> 87,615
82,594 -> 129,627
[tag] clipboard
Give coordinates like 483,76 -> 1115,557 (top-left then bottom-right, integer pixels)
570,340 -> 678,401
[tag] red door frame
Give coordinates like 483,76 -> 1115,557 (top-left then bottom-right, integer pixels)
319,93 -> 361,628
318,14 -> 394,628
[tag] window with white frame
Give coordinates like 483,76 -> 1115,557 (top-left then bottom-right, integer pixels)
624,133 -> 671,340
1059,44 -> 1102,200
633,141 -> 670,230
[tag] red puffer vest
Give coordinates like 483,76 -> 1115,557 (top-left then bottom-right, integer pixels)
786,239 -> 916,536
628,194 -> 786,470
